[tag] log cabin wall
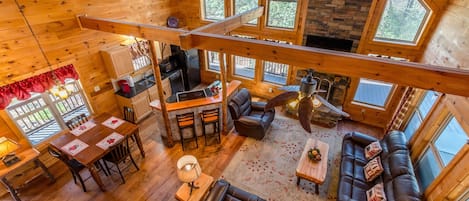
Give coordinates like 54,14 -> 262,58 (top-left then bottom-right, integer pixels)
0,0 -> 179,189
409,0 -> 469,199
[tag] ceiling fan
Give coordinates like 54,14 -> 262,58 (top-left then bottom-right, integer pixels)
265,69 -> 350,133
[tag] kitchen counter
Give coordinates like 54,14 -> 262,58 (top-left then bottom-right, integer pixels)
115,69 -> 179,98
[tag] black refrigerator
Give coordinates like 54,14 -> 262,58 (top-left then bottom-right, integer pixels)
170,45 -> 200,91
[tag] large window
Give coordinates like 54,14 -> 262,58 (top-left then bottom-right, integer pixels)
415,116 -> 468,190
267,0 -> 298,29
6,79 -> 91,145
202,0 -> 225,21
206,51 -> 220,71
353,78 -> 393,107
374,0 -> 431,43
234,0 -> 258,24
234,56 -> 256,79
403,91 -> 438,140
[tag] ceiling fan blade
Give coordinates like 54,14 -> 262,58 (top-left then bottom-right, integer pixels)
314,94 -> 350,117
278,85 -> 300,92
298,97 -> 313,133
265,91 -> 299,111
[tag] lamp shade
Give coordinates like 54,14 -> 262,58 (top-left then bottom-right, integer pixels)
176,155 -> 201,183
0,137 -> 19,158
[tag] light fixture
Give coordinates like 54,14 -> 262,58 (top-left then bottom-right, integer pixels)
0,137 -> 20,167
49,74 -> 74,100
177,155 -> 202,195
312,96 -> 322,108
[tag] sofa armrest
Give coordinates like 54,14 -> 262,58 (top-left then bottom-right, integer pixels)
205,180 -> 230,201
237,116 -> 263,126
344,132 -> 379,146
251,101 -> 267,111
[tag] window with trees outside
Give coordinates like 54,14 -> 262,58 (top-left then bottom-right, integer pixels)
202,0 -> 225,21
267,0 -> 298,29
415,116 -> 468,190
403,90 -> 438,140
234,0 -> 258,24
6,79 -> 91,145
262,39 -> 292,85
206,51 -> 221,71
374,0 -> 431,43
353,78 -> 393,107
234,56 -> 256,79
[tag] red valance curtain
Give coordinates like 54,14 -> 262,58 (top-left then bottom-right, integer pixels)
0,64 -> 79,110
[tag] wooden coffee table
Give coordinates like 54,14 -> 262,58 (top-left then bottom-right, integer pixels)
296,138 -> 329,194
175,173 -> 214,201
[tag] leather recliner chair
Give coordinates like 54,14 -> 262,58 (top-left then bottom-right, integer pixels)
204,179 -> 265,201
228,88 -> 275,140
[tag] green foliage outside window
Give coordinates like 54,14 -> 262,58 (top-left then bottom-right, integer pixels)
234,0 -> 258,24
204,0 -> 225,21
375,0 -> 429,43
267,0 -> 297,29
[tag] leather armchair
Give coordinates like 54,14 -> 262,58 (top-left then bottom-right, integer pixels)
228,88 -> 275,140
205,179 -> 265,201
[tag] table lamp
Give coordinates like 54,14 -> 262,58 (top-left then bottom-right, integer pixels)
177,155 -> 201,195
0,137 -> 20,167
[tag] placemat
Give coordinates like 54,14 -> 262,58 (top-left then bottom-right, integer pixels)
70,121 -> 96,136
61,139 -> 89,156
96,132 -> 124,150
101,116 -> 125,129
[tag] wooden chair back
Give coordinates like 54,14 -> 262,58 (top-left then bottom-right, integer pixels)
200,108 -> 220,124
176,112 -> 195,129
106,138 -> 131,164
123,106 -> 135,123
65,114 -> 88,130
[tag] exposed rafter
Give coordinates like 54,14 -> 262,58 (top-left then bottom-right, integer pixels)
76,8 -> 469,97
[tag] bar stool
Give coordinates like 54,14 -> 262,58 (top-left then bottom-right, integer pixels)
176,112 -> 198,151
200,108 -> 221,145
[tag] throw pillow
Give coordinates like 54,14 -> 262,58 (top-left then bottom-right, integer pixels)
364,156 -> 384,182
366,183 -> 387,201
365,141 -> 382,160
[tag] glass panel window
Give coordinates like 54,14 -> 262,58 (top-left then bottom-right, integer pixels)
206,51 -> 220,71
434,117 -> 467,166
203,0 -> 225,21
403,90 -> 438,140
415,148 -> 441,190
353,78 -> 393,107
267,0 -> 298,29
234,56 -> 256,79
263,61 -> 288,85
374,0 -> 431,43
6,79 -> 91,145
415,116 -> 468,190
234,0 -> 258,24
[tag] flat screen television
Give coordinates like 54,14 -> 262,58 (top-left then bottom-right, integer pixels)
176,89 -> 207,102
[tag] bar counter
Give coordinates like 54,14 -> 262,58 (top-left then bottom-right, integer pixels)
149,80 -> 241,143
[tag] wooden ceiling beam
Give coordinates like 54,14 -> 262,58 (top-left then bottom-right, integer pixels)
189,32 -> 469,97
77,15 -> 187,46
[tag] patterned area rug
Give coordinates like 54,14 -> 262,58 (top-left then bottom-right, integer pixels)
221,115 -> 343,201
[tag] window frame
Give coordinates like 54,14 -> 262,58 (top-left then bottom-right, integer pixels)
232,55 -> 257,80
265,0 -> 300,30
233,0 -> 259,25
201,0 -> 226,22
352,78 -> 395,109
372,0 -> 432,45
6,79 -> 92,145
205,50 -> 221,72
403,90 -> 439,141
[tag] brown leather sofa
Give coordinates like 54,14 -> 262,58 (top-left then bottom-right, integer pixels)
228,88 -> 275,140
338,130 -> 422,201
204,179 -> 265,201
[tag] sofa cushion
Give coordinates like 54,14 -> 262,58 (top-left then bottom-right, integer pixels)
366,183 -> 387,201
384,174 -> 422,201
364,157 -> 384,182
365,141 -> 382,160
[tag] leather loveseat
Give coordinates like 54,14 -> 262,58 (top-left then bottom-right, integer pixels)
228,88 -> 275,140
204,179 -> 265,201
338,130 -> 422,201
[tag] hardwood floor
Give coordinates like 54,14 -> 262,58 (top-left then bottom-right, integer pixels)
1,113 -> 381,201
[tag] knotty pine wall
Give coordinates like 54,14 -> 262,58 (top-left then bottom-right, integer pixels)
414,0 -> 469,199
0,0 -> 178,188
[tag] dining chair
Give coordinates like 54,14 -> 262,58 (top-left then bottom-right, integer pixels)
123,106 -> 135,123
200,108 -> 221,145
65,113 -> 88,130
47,147 -> 86,192
102,137 -> 140,184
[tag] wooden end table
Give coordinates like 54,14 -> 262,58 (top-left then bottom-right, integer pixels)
295,138 -> 329,194
175,173 -> 214,201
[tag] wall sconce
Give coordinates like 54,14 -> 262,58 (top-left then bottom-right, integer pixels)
0,137 -> 20,167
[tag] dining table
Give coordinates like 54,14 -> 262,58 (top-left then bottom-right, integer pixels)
49,112 -> 145,191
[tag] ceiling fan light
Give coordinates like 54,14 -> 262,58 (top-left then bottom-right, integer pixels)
288,99 -> 299,109
312,97 -> 322,108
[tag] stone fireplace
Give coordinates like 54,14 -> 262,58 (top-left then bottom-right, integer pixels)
291,70 -> 351,127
